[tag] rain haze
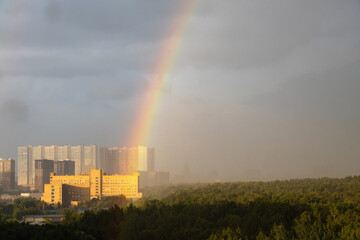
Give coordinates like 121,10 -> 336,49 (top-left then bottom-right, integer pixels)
0,0 -> 360,181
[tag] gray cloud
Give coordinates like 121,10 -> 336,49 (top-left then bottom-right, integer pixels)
176,0 -> 360,70
250,63 -> 360,118
0,0 -> 359,181
1,0 -> 181,48
1,99 -> 29,123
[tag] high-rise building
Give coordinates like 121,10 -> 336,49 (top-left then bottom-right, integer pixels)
107,147 -> 120,175
70,145 -> 83,175
18,145 -> 86,186
54,160 -> 75,176
0,158 -> 15,191
57,145 -> 70,161
119,147 -> 127,174
35,159 -> 54,193
126,147 -> 137,174
96,145 -> 108,170
18,146 -> 30,186
18,144 -> 158,187
83,145 -> 96,173
44,145 -> 57,161
32,145 -> 43,186
41,169 -> 142,206
126,146 -> 155,174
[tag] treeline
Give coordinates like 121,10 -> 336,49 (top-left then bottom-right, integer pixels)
0,197 -> 52,220
1,176 -> 360,239
0,196 -> 129,221
142,176 -> 360,205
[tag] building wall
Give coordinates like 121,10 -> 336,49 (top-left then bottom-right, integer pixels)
57,145 -> 70,161
107,147 -> 119,175
102,172 -> 141,199
119,147 -> 127,174
89,169 -> 103,199
137,146 -> 148,172
126,146 -> 154,173
42,182 -> 63,205
0,158 -> 15,190
54,160 -> 75,176
70,145 -> 83,175
18,147 -> 30,185
96,146 -> 108,170
83,145 -> 97,173
35,160 -> 54,193
42,170 -> 142,206
50,172 -> 90,187
126,146 -> 138,174
44,145 -> 57,161
62,185 -> 90,206
31,145 -> 44,186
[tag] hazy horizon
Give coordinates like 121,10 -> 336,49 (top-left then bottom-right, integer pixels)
1,0 -> 360,181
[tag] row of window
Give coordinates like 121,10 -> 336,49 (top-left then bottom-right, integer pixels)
104,179 -> 136,182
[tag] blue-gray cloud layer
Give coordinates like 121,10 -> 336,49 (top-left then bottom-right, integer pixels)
0,0 -> 359,180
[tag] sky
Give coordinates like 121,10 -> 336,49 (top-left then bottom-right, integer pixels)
0,0 -> 360,181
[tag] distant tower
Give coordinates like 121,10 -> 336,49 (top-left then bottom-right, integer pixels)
83,145 -> 97,173
70,145 -> 84,175
57,145 -> 71,161
107,147 -> 120,175
119,147 -> 128,174
18,146 -> 31,186
0,158 -> 15,190
126,145 -> 154,174
35,159 -> 54,193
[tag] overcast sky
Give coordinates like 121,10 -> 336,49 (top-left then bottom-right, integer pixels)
1,0 -> 360,181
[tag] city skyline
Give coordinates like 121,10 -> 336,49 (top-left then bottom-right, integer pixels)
18,144 -> 155,186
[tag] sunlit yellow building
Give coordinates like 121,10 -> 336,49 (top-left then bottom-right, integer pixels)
41,169 -> 142,206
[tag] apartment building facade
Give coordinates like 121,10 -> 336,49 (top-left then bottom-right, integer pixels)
41,169 -> 142,206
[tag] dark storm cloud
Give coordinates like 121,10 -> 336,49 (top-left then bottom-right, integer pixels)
0,0 -> 183,82
177,0 -> 360,70
2,0 -> 182,48
0,0 -> 359,180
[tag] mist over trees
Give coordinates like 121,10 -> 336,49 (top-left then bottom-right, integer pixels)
1,176 -> 360,239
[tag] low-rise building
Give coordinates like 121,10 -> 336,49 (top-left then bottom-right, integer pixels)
20,192 -> 43,200
23,214 -> 65,225
41,169 -> 142,206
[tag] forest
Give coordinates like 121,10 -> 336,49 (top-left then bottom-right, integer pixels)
1,176 -> 360,239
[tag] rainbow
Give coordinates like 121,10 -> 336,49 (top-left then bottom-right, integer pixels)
128,0 -> 199,146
